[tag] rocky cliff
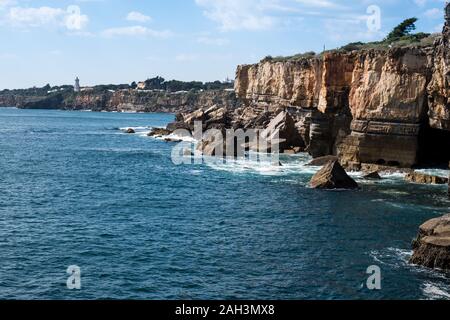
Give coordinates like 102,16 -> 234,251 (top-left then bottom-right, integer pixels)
2,89 -> 240,114
234,23 -> 450,169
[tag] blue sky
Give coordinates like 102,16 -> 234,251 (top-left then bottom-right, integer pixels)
0,0 -> 448,89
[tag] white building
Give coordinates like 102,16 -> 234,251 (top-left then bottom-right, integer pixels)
74,77 -> 81,93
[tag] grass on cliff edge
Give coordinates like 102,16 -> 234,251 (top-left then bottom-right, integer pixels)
261,32 -> 439,63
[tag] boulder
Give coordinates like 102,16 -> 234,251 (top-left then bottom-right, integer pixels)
125,128 -> 135,134
148,128 -> 172,137
306,155 -> 339,166
164,138 -> 182,143
410,214 -> 450,270
405,172 -> 449,185
363,171 -> 382,180
310,160 -> 359,190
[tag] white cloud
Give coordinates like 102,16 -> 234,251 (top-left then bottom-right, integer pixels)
0,0 -> 15,8
195,0 -> 276,31
295,0 -> 337,8
5,5 -> 88,30
194,0 -> 350,31
101,26 -> 172,38
126,11 -> 151,23
65,5 -> 89,30
7,7 -> 64,27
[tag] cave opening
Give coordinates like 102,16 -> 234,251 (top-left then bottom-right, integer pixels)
418,122 -> 450,168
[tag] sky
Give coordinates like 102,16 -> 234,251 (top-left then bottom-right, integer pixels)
0,0 -> 448,89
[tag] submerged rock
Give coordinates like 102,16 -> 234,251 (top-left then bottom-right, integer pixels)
310,160 -> 359,190
410,214 -> 450,270
148,128 -> 172,137
125,128 -> 135,134
164,138 -> 182,143
405,172 -> 449,185
363,171 -> 382,180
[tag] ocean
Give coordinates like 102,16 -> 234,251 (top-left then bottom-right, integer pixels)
1,107 -> 450,300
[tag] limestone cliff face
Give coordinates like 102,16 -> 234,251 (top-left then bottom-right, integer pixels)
235,58 -> 322,110
428,24 -> 450,131
235,39 -> 448,167
16,89 -> 240,114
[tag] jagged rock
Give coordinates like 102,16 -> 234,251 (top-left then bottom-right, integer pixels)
260,111 -> 303,152
197,138 -> 224,157
310,160 -> 359,190
405,172 -> 449,185
363,171 -> 382,180
125,128 -> 135,134
306,155 -> 339,166
410,214 -> 450,270
235,16 -> 450,168
164,138 -> 182,143
360,163 -> 411,175
148,128 -> 172,137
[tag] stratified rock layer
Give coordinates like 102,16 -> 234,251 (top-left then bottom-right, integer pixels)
235,12 -> 450,168
410,214 -> 450,270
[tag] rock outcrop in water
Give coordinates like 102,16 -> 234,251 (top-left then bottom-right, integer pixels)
405,171 -> 449,185
309,160 -> 359,190
411,214 -> 450,270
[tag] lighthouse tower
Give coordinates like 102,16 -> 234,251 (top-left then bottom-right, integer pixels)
446,1 -> 450,25
74,77 -> 81,93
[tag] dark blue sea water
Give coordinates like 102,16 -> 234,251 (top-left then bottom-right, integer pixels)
1,107 -> 450,300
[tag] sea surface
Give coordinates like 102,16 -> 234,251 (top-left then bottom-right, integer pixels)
1,107 -> 450,300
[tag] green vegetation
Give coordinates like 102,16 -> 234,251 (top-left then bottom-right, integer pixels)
385,18 -> 418,42
0,77 -> 234,96
261,17 -> 436,63
142,76 -> 233,92
261,51 -> 317,63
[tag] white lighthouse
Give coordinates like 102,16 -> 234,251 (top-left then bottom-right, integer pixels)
74,77 -> 81,93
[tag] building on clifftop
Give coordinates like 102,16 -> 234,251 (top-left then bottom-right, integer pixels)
446,1 -> 450,25
74,77 -> 81,93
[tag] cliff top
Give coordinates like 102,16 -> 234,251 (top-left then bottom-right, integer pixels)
259,32 -> 439,64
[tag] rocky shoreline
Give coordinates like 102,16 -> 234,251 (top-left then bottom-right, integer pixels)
0,89 -> 241,115
141,5 -> 450,273
2,4 -> 450,274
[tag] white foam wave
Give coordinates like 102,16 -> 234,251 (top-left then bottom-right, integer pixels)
422,282 -> 450,300
204,154 -> 318,177
416,168 -> 449,178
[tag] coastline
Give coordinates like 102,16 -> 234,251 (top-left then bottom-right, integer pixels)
1,107 -> 449,299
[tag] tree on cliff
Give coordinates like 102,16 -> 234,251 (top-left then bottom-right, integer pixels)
385,17 -> 418,42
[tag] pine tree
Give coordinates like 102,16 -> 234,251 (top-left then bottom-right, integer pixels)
385,18 -> 418,42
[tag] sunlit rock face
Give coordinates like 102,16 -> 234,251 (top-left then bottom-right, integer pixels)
235,12 -> 450,168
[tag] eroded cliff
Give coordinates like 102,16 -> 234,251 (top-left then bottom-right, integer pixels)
234,23 -> 450,168
11,89 -> 240,114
